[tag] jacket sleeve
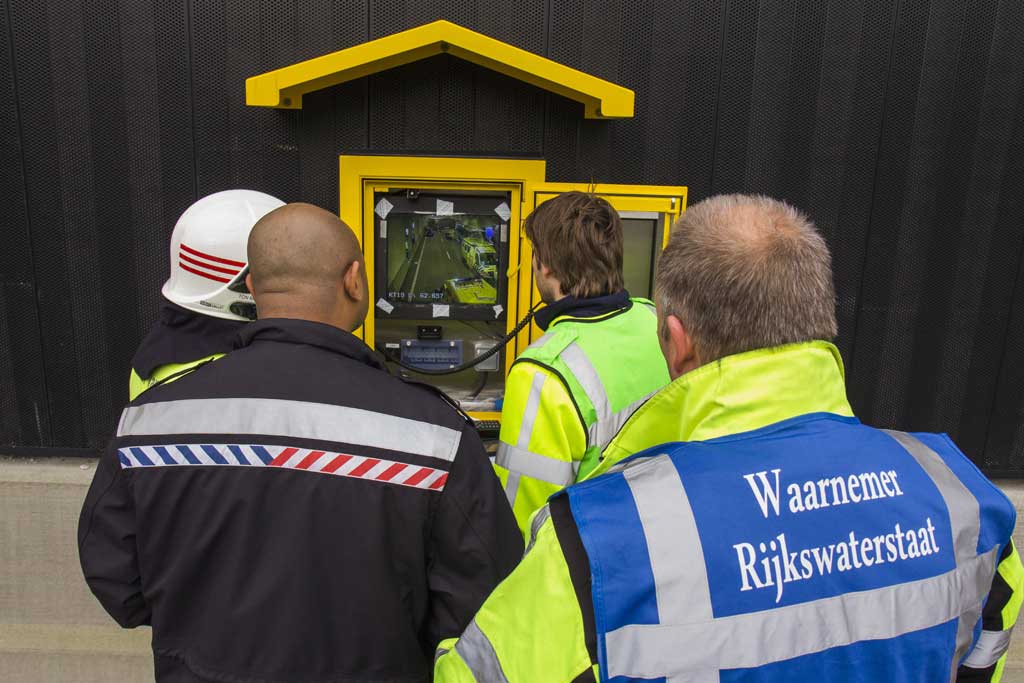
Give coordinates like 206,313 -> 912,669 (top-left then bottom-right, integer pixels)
434,499 -> 597,683
494,362 -> 588,536
424,423 -> 524,651
958,540 -> 1024,682
77,446 -> 151,628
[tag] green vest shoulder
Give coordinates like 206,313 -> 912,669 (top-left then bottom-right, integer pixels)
128,353 -> 225,401
516,298 -> 669,479
587,340 -> 854,481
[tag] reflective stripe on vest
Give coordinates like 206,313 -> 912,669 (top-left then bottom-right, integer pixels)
962,628 -> 1013,669
602,432 -> 994,682
526,504 -> 553,553
559,342 -> 659,450
454,618 -> 509,683
499,371 -> 580,506
117,397 -> 462,463
883,430 -> 983,675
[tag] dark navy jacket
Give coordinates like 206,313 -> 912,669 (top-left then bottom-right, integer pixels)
80,318 -> 523,682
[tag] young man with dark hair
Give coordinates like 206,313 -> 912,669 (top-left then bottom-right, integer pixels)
495,191 -> 670,534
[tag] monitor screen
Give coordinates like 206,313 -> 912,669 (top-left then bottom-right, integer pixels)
375,190 -> 509,319
622,216 -> 660,299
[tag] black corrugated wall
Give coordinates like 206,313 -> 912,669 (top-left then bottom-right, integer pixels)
2,0 -> 1024,474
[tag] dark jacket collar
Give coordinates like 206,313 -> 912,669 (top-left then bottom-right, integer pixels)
534,290 -> 632,331
236,318 -> 386,371
131,302 -> 245,379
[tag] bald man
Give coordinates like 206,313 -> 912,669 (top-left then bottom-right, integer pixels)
244,202 -> 370,332
80,203 -> 523,682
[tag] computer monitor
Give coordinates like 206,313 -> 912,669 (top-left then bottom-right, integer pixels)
376,191 -> 508,316
621,214 -> 661,300
373,189 -> 511,410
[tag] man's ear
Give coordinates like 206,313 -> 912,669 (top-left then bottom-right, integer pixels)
342,260 -> 364,302
662,314 -> 700,379
245,273 -> 254,295
534,256 -> 553,281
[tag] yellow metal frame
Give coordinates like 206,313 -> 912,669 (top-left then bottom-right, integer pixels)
339,155 -> 546,378
339,154 -> 687,408
247,20 -> 633,118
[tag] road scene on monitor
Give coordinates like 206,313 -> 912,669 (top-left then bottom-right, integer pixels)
385,213 -> 499,306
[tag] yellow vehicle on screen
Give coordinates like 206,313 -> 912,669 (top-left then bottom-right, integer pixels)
461,237 -> 498,281
443,276 -> 497,304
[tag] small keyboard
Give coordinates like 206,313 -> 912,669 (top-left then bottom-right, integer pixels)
473,419 -> 501,439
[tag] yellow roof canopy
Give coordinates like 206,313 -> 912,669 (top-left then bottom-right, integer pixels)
245,20 -> 634,119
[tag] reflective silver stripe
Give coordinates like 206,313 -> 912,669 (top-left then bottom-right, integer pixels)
531,330 -> 556,348
884,430 -> 984,679
503,470 -> 521,508
517,373 -> 547,450
496,443 -> 575,487
117,398 -> 462,463
526,504 -> 552,554
561,342 -> 657,450
503,372 -> 547,506
561,343 -> 607,422
963,628 -> 1014,669
883,431 -> 980,565
560,343 -> 611,449
623,455 -> 711,623
454,619 -> 508,683
607,433 -> 993,681
596,390 -> 660,448
605,547 -> 999,681
434,647 -> 450,664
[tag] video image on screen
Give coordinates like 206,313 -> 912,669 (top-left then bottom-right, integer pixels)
383,198 -> 503,306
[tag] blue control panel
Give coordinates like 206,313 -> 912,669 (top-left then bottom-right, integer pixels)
400,339 -> 463,370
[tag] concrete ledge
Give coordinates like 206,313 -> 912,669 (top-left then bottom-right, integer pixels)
0,456 -> 98,485
0,623 -> 151,655
0,459 -> 154,679
0,651 -> 152,683
0,458 -> 120,626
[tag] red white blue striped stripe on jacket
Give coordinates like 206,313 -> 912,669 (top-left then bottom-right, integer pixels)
118,443 -> 449,491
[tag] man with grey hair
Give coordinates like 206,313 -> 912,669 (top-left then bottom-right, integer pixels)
434,194 -> 1022,683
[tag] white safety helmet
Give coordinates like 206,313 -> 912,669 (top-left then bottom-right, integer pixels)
161,189 -> 285,321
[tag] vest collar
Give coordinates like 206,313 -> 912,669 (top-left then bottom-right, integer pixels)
599,341 -> 854,468
535,290 -> 632,331
131,301 -> 245,380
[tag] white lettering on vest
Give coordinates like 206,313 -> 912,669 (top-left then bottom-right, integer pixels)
733,518 -> 942,603
742,469 -> 782,518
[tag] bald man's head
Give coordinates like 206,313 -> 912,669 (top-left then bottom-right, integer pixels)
246,203 -> 368,331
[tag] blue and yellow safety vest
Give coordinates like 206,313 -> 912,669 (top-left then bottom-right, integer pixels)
436,340 -> 1024,682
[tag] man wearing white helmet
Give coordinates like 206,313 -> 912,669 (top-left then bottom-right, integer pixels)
81,203 -> 521,681
129,189 -> 284,400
